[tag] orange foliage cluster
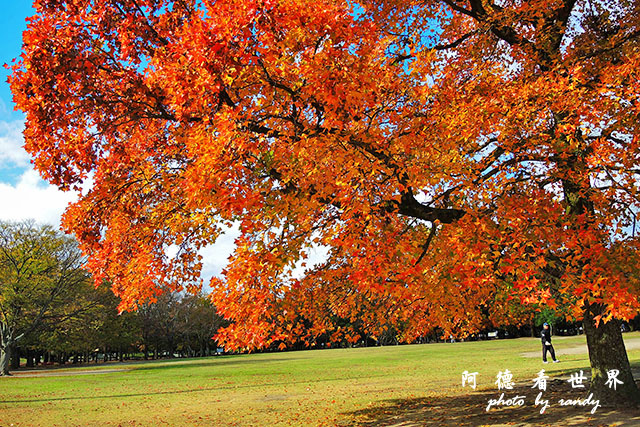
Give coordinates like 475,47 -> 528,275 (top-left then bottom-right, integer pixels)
10,0 -> 640,349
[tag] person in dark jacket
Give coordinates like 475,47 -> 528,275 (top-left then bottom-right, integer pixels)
541,323 -> 559,363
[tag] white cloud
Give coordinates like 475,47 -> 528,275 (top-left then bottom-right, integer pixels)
0,119 -> 29,168
0,168 -> 76,227
0,118 -> 76,228
288,241 -> 330,280
199,223 -> 240,282
165,223 -> 240,289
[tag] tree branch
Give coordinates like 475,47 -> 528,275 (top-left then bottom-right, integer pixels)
440,0 -> 477,19
415,223 -> 438,265
396,191 -> 466,224
434,31 -> 478,50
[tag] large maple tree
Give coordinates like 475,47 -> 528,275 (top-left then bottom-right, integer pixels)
10,0 -> 640,402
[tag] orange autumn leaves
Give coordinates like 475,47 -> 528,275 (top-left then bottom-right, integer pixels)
10,0 -> 640,349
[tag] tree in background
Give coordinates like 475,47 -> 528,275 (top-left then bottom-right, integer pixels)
16,284 -> 226,367
10,0 -> 640,402
55,283 -> 141,363
175,293 -> 227,357
0,221 -> 87,375
137,290 -> 179,359
22,276 -> 114,365
137,290 -> 226,359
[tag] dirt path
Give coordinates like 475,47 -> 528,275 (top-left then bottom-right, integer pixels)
521,337 -> 640,359
7,356 -> 216,377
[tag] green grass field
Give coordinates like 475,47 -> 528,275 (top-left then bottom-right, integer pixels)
2,333 -> 640,426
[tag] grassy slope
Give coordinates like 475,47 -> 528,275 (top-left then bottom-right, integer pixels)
1,333 -> 640,426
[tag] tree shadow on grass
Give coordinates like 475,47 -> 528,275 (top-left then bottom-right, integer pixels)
0,384 -> 235,404
130,356 -> 304,372
342,379 -> 640,426
1,371 -> 392,404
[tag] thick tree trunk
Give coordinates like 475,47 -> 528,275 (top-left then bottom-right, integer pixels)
0,345 -> 12,376
583,303 -> 640,405
530,319 -> 535,338
10,347 -> 20,370
0,322 -> 14,375
26,348 -> 35,368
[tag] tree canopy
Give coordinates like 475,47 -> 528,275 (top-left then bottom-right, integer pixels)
0,220 -> 87,374
9,0 -> 640,398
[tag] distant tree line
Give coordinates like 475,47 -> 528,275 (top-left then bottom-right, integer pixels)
0,221 -> 226,375
14,288 -> 228,369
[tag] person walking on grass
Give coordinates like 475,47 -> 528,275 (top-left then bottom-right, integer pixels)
541,322 -> 559,364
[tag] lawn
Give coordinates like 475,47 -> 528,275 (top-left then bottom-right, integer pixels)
2,333 -> 640,426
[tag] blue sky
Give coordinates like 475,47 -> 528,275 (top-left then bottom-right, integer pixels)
0,3 -> 33,122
